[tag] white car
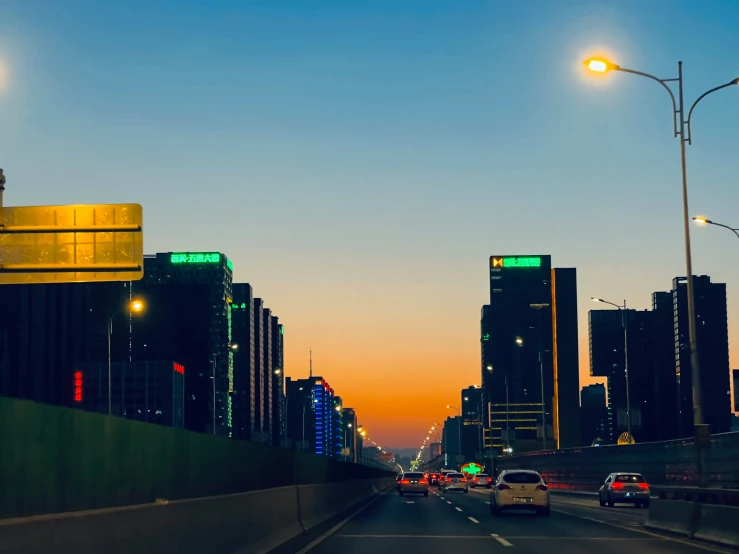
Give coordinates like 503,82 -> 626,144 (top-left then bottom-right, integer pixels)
490,469 -> 550,516
441,472 -> 469,493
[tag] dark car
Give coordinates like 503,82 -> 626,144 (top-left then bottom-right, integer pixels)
427,472 -> 441,485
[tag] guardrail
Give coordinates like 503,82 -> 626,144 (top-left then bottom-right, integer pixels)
0,477 -> 395,554
495,431 -> 739,490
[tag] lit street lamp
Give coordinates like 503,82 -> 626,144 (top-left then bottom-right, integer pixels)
592,297 -> 633,443
584,57 -> 738,471
693,216 -> 739,240
108,298 -> 146,416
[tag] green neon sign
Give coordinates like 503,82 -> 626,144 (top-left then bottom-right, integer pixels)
492,256 -> 541,268
227,259 -> 233,272
461,462 -> 484,475
170,252 -> 221,264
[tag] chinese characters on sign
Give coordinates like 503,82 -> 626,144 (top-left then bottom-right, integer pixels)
170,252 -> 221,264
74,371 -> 83,402
492,256 -> 542,268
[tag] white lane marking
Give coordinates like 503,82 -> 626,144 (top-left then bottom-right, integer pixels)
491,534 -> 513,547
455,507 -> 463,512
336,535 -> 494,539
447,501 -> 452,504
550,507 -> 731,554
404,501 -> 415,504
468,517 -> 479,523
296,491 -> 389,553
484,501 -> 491,504
439,496 -> 445,500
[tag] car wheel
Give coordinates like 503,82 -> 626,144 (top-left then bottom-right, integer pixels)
606,494 -> 614,508
424,491 -> 429,497
643,500 -> 650,509
464,488 -> 469,494
599,495 -> 605,507
491,502 -> 500,516
537,506 -> 551,517
399,491 -> 404,497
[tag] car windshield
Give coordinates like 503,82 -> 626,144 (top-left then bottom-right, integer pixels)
614,474 -> 646,483
404,473 -> 424,479
502,472 -> 541,484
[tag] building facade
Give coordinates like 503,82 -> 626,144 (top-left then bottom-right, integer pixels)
231,283 -> 256,441
580,383 -> 607,446
483,255 -> 580,454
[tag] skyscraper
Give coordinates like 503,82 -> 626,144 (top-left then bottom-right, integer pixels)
483,255 -> 580,454
580,383 -> 607,446
253,297 -> 266,442
284,375 -> 337,457
733,369 -> 739,412
271,319 -> 285,446
672,276 -> 731,436
139,252 -> 234,436
232,283 -> 256,441
262,306 -> 273,444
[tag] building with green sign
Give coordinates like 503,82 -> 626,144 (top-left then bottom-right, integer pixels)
482,255 -> 580,454
140,252 -> 234,436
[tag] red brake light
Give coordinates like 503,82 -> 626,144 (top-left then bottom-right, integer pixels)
497,483 -> 511,490
638,482 -> 649,490
611,482 -> 624,490
400,479 -> 410,484
419,479 -> 428,484
536,485 -> 548,491
445,477 -> 452,482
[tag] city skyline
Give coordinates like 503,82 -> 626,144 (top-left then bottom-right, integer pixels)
2,0 -> 739,446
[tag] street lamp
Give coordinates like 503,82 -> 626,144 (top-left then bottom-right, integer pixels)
108,298 -> 146,416
212,342 -> 238,435
592,297 -> 632,444
693,216 -> 739,240
584,57 -> 739,461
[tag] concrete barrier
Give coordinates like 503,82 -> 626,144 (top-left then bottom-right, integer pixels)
645,499 -> 700,537
0,478 -> 390,554
693,503 -> 739,548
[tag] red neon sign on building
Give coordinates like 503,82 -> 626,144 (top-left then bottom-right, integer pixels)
173,363 -> 185,375
74,371 -> 83,403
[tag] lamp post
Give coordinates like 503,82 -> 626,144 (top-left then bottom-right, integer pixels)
212,342 -> 238,435
585,58 -> 739,464
693,217 -> 739,240
108,298 -> 146,416
592,297 -> 632,443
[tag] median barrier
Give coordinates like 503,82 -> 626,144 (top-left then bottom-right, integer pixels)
0,478 -> 391,554
693,503 -> 739,548
645,499 -> 700,537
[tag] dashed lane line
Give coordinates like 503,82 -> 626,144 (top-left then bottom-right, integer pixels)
447,501 -> 452,505
491,534 -> 513,547
455,507 -> 463,512
468,517 -> 479,524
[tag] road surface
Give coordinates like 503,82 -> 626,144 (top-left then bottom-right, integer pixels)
303,487 -> 730,554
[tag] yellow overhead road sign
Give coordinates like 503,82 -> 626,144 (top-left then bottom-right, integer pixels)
0,203 -> 143,284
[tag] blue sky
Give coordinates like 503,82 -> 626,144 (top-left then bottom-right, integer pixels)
2,0 -> 738,444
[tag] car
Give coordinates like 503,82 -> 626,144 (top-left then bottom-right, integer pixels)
598,473 -> 650,508
442,472 -> 469,493
398,472 -> 429,497
470,474 -> 493,488
490,469 -> 550,516
395,473 -> 403,491
436,469 -> 453,487
427,472 -> 442,486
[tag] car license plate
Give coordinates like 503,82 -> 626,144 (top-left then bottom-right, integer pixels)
625,493 -> 631,497
411,481 -> 417,484
513,497 -> 532,503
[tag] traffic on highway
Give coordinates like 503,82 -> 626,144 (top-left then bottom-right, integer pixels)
305,470 -> 729,554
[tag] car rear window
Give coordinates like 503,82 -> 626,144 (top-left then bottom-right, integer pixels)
448,473 -> 465,478
476,474 -> 489,478
404,473 -> 424,479
615,474 -> 645,483
502,472 -> 541,484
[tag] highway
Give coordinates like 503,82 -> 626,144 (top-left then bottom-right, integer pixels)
303,488 -> 731,554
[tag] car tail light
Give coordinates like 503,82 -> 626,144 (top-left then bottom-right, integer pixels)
611,482 -> 624,490
536,485 -> 548,491
400,479 -> 410,484
419,479 -> 428,484
461,478 -> 467,482
497,483 -> 511,490
445,477 -> 453,482
638,483 -> 649,490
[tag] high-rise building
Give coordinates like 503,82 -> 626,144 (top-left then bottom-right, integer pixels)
139,252 -> 234,436
0,281 -> 125,407
672,276 -> 731,436
461,386 -> 483,461
429,442 -> 442,460
483,255 -> 580,454
342,407 -> 357,462
442,415 -> 462,467
284,375 -> 337,456
589,309 -> 658,443
733,370 -> 739,412
253,298 -> 266,442
580,383 -> 607,446
332,395 -> 343,458
78,360 -> 185,428
231,283 -> 256,441
651,291 -> 679,441
261,306 -> 273,444
272,319 -> 285,446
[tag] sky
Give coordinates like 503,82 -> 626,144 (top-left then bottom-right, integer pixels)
1,0 -> 738,449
